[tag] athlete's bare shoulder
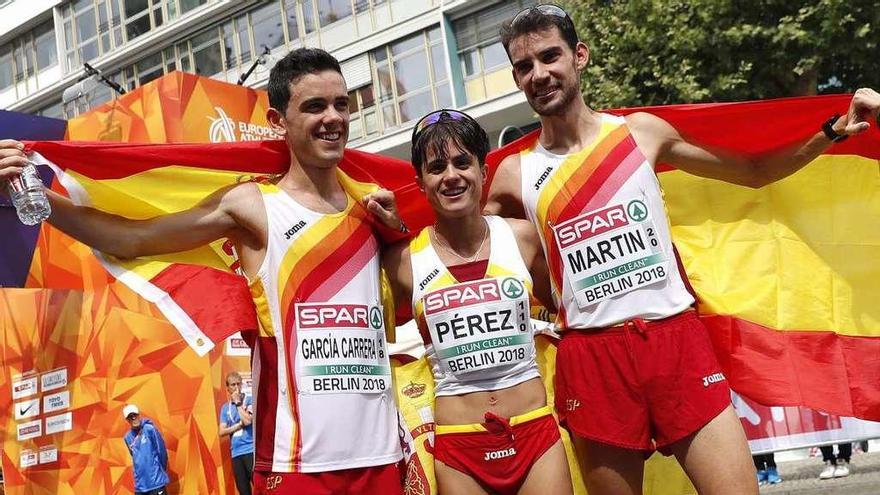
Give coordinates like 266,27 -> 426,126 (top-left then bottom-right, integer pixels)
502,217 -> 541,260
219,180 -> 269,244
624,111 -> 679,167
484,152 -> 526,219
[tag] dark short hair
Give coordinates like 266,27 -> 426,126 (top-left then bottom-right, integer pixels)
268,48 -> 343,114
411,112 -> 489,176
500,5 -> 579,58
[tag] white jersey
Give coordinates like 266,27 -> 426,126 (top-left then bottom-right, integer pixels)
248,181 -> 400,473
520,113 -> 694,329
410,216 -> 540,396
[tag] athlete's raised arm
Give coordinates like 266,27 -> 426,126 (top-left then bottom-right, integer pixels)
627,88 -> 880,188
46,183 -> 261,259
0,138 -> 261,259
483,153 -> 527,219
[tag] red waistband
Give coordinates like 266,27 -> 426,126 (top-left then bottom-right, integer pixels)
560,310 -> 697,338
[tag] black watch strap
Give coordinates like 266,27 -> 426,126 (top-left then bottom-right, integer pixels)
822,114 -> 848,143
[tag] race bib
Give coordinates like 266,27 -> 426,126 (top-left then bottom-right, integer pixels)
553,200 -> 668,308
295,303 -> 391,395
423,277 -> 533,376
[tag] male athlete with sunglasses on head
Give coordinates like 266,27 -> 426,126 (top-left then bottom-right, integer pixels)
484,4 -> 879,495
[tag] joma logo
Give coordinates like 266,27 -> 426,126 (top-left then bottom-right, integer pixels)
484,447 -> 516,461
702,372 -> 725,387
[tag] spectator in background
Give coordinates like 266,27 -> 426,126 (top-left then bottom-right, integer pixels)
819,443 -> 851,479
753,453 -> 781,486
219,371 -> 254,495
123,404 -> 169,495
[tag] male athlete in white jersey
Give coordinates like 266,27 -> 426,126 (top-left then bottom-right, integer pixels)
384,109 -> 572,495
0,48 -> 406,494
483,5 -> 880,495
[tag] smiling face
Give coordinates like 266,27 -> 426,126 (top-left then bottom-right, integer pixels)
508,26 -> 589,117
268,70 -> 349,170
417,138 -> 486,219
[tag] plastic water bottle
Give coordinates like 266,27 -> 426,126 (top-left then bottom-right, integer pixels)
7,163 -> 51,225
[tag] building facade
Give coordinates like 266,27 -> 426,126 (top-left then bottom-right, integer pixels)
0,0 -> 539,158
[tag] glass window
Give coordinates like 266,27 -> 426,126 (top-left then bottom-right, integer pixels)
126,14 -> 151,40
191,29 -> 223,76
220,22 -> 234,68
75,8 -> 97,43
39,100 -> 65,119
398,90 -> 432,124
481,41 -> 507,72
236,17 -> 251,65
393,51 -> 429,96
316,0 -> 352,27
285,0 -> 300,41
136,52 -> 164,85
13,44 -> 26,81
124,0 -> 148,18
164,46 -> 176,72
431,43 -> 446,81
0,46 -> 12,89
460,49 -> 478,77
180,0 -> 206,14
302,0 -> 316,33
367,27 -> 449,131
390,33 -> 421,57
251,2 -> 284,53
452,0 -> 532,103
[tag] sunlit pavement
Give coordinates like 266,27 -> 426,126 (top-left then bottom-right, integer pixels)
760,440 -> 880,495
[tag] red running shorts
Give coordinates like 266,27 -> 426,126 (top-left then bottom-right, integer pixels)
253,461 -> 403,495
433,405 -> 561,495
554,311 -> 731,453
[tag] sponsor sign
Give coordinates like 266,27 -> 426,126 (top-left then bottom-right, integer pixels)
20,449 -> 38,468
423,277 -> 532,376
43,390 -> 70,414
41,367 -> 68,392
45,411 -> 74,435
295,303 -> 391,394
17,419 -> 42,441
15,397 -> 40,420
553,201 -> 667,308
225,333 -> 251,357
12,373 -> 38,399
39,445 -> 59,464
733,392 -> 880,454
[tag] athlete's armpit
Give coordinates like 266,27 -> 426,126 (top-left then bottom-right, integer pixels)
484,154 -> 527,219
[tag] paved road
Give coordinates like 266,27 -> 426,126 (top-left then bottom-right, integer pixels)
761,450 -> 880,495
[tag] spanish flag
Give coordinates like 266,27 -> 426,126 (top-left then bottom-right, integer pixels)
26,140 -> 416,356
487,94 -> 880,421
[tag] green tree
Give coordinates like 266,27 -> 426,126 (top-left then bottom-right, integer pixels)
560,0 -> 880,108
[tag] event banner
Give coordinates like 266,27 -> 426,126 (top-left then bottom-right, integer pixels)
1,75 -> 265,495
732,392 -> 880,454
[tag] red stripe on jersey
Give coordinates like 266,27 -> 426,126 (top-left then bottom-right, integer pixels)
253,335 -> 284,471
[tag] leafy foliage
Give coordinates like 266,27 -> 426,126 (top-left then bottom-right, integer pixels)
560,0 -> 880,107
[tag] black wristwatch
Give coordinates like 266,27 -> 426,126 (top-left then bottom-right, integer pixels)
822,114 -> 848,143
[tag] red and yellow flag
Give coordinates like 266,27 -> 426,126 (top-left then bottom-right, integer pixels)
488,94 -> 880,420
25,140 -> 414,356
